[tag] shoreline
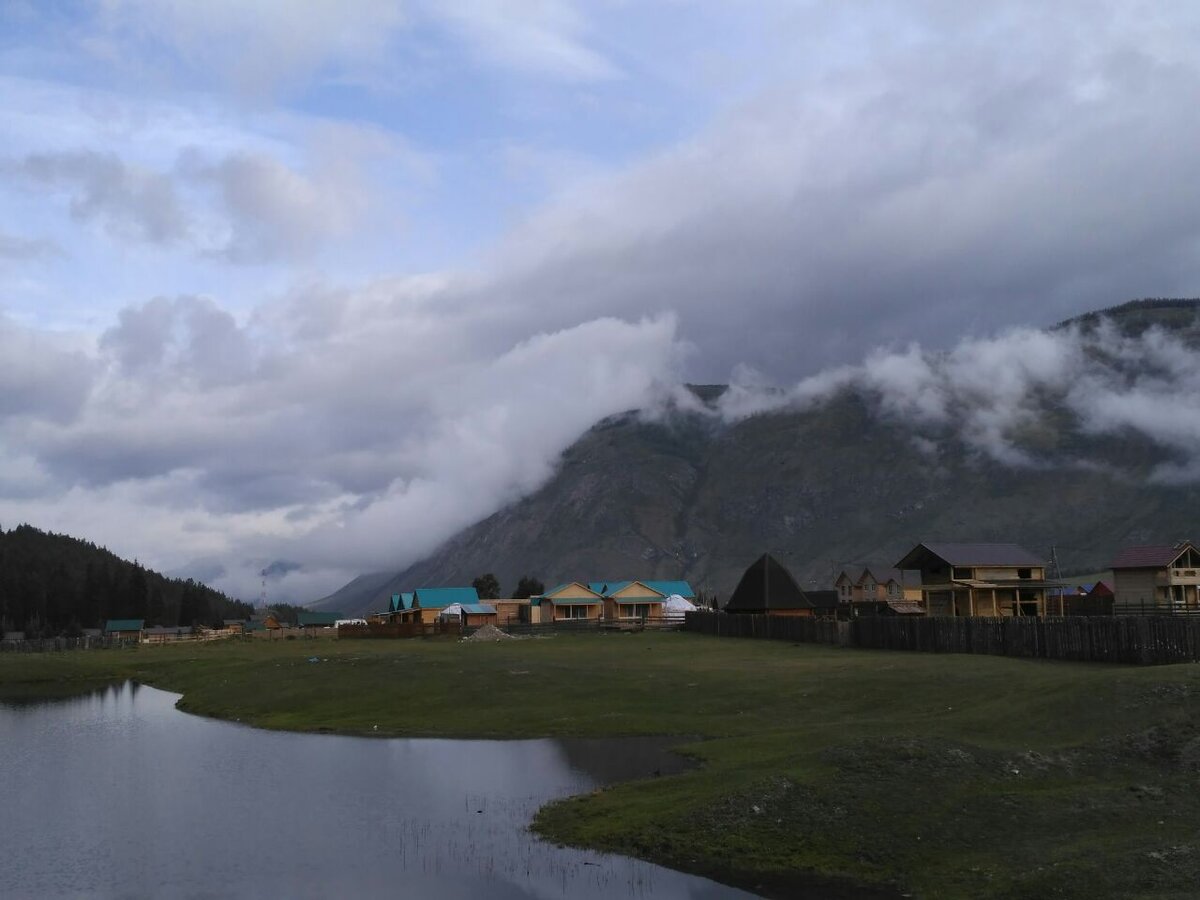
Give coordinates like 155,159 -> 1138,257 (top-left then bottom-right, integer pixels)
3,633 -> 1198,898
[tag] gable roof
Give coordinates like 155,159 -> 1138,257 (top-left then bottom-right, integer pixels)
859,566 -> 902,585
1111,544 -> 1193,569
543,582 -> 603,600
105,619 -> 144,632
413,587 -> 479,608
298,611 -> 342,626
585,581 -> 634,596
895,542 -> 1044,570
725,554 -> 812,612
607,580 -> 667,600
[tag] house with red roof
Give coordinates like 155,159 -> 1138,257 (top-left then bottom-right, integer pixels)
1111,542 -> 1200,614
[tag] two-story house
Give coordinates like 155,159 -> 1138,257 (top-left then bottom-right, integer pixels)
894,542 -> 1058,617
1111,542 -> 1200,613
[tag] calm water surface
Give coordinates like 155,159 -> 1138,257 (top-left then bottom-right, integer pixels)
1,682 -> 754,899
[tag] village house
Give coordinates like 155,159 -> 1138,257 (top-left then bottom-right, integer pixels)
1061,581 -> 1114,616
374,588 -> 482,625
835,565 -> 925,617
297,611 -> 343,634
590,581 -> 669,621
531,583 -> 605,622
894,542 -> 1060,617
724,553 -> 819,616
104,619 -> 144,640
490,598 -> 530,625
1111,543 -> 1200,614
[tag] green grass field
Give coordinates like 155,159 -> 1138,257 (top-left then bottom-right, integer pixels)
3,632 -> 1198,899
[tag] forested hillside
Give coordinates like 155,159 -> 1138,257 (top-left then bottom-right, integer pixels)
0,524 -> 250,636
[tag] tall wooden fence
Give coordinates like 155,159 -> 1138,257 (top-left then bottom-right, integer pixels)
683,613 -> 845,646
683,613 -> 1200,666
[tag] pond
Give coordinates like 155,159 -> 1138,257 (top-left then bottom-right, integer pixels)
1,682 -> 756,899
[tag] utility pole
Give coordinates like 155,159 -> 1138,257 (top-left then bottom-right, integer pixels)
1050,545 -> 1063,616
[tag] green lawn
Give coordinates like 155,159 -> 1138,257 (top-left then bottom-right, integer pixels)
3,632 -> 1198,899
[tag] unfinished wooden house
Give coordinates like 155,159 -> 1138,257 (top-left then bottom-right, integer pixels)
894,542 -> 1059,617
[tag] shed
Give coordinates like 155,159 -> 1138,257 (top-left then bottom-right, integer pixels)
104,619 -> 145,639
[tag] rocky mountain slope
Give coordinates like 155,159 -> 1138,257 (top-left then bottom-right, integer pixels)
316,300 -> 1200,617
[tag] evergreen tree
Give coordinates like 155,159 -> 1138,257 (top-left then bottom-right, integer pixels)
471,573 -> 501,600
512,576 -> 545,599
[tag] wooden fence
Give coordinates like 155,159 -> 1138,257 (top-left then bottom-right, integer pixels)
682,613 -> 845,645
336,621 -> 462,639
683,612 -> 1200,666
0,636 -> 137,653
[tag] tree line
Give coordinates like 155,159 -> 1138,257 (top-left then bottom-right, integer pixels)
470,574 -> 544,600
0,524 -> 252,637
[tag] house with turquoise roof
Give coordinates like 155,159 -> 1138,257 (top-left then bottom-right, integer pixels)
384,586 -> 481,624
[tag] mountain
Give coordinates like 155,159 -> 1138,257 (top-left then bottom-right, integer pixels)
315,299 -> 1200,617
0,524 -> 251,635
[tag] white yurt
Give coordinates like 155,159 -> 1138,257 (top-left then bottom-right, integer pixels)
663,594 -> 697,620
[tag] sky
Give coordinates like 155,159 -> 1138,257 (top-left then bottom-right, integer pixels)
3,1 -> 1200,603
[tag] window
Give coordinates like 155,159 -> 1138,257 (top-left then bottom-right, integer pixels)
620,603 -> 651,619
1017,568 -> 1032,579
952,567 -> 971,580
563,605 -> 591,619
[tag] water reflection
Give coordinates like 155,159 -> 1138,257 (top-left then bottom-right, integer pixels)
0,683 -> 752,899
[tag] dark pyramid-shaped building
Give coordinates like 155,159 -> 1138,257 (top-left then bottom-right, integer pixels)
724,553 -> 815,615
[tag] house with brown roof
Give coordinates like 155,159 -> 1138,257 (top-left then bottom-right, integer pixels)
1111,542 -> 1200,614
725,554 -> 819,617
894,542 -> 1061,617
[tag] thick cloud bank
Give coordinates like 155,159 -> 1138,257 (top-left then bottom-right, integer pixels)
713,319 -> 1200,482
0,291 -> 683,601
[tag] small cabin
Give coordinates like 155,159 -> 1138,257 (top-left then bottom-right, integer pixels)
104,619 -> 145,640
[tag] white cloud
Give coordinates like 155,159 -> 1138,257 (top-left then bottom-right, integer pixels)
92,0 -> 410,97
426,0 -> 620,82
0,283 -> 683,600
10,151 -> 191,244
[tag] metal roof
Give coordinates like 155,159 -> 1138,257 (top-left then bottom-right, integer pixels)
1111,545 -> 1191,569
883,600 -> 925,615
298,611 -> 342,626
413,587 -> 479,608
643,580 -> 695,598
896,542 -> 1045,568
105,619 -> 144,632
461,604 -> 497,614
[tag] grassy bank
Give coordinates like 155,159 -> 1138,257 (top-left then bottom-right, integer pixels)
2,632 -> 1198,898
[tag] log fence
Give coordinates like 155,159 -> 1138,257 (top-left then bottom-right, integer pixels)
683,612 -> 1200,666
